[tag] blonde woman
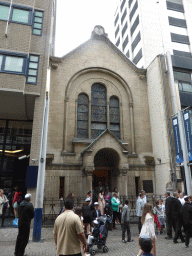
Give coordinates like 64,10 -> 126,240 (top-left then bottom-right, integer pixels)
137,203 -> 156,256
0,189 -> 9,227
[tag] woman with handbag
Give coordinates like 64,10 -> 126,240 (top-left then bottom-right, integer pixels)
0,189 -> 9,227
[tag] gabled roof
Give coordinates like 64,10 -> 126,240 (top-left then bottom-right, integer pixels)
81,129 -> 129,156
50,26 -> 146,75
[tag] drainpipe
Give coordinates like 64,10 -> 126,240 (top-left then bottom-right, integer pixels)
5,0 -> 13,37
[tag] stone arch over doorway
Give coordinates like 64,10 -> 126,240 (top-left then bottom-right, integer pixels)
93,148 -> 120,194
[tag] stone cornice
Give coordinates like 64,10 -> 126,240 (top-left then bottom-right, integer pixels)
46,163 -> 83,170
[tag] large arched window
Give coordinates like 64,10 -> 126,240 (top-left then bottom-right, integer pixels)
109,96 -> 120,139
77,94 -> 88,138
91,84 -> 107,139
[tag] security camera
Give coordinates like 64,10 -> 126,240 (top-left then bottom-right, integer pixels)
18,155 -> 30,160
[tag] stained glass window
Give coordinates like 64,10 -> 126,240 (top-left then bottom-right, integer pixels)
109,96 -> 120,139
77,94 -> 88,138
91,84 -> 107,138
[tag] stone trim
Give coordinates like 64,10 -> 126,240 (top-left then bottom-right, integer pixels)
46,163 -> 82,170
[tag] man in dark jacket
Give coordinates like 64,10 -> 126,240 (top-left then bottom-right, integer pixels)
181,196 -> 192,247
105,199 -> 113,217
90,202 -> 101,224
171,192 -> 185,243
14,193 -> 34,256
165,191 -> 173,239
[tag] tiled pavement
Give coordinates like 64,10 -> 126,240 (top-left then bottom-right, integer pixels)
0,222 -> 192,256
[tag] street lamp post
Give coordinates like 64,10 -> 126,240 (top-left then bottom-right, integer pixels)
32,91 -> 49,242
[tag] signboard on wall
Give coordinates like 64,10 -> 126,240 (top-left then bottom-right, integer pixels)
183,111 -> 192,162
26,166 -> 38,187
143,180 -> 153,193
172,117 -> 183,163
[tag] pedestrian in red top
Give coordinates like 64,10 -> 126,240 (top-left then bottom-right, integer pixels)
12,186 -> 22,219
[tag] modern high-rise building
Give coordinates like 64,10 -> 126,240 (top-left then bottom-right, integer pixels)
114,0 -> 192,193
114,0 -> 192,69
0,0 -> 56,199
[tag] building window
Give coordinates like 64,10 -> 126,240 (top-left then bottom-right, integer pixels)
0,51 -> 27,74
59,177 -> 65,199
178,82 -> 192,92
0,3 -> 33,25
11,8 -> 30,24
109,96 -> 120,139
120,0 -> 126,12
171,33 -> 189,44
115,25 -> 120,38
133,48 -> 142,65
130,0 -> 138,21
91,84 -> 107,139
131,15 -> 139,36
26,55 -> 39,84
122,35 -> 128,51
121,8 -> 127,25
33,10 -> 44,36
77,94 -> 89,138
122,22 -> 128,38
0,4 -> 9,20
77,85 -> 121,140
4,56 -> 24,73
116,37 -> 120,47
114,13 -> 119,26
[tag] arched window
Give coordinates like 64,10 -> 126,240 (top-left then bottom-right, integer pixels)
77,94 -> 88,138
109,96 -> 120,139
91,84 -> 107,139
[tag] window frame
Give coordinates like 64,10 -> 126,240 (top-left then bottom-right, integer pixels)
32,10 -> 44,36
0,50 -> 28,75
0,2 -> 10,21
77,93 -> 89,138
26,54 -> 40,84
0,2 -> 33,26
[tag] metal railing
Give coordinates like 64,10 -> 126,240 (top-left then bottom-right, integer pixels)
42,195 -> 166,226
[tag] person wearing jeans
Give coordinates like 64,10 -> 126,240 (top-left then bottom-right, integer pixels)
121,199 -> 133,243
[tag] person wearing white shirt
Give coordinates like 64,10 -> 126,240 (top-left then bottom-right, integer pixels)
136,194 -> 145,233
178,193 -> 185,206
141,190 -> 147,204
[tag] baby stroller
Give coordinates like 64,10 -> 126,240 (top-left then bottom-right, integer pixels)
87,215 -> 112,255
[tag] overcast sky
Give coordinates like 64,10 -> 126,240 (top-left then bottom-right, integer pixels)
55,0 -> 119,57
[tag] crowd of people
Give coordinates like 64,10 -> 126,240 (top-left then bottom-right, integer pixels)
1,185 -> 192,256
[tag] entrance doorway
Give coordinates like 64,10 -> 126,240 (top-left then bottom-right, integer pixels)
0,120 -> 32,194
93,148 -> 120,195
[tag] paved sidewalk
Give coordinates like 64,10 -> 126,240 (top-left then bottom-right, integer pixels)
0,224 -> 192,256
